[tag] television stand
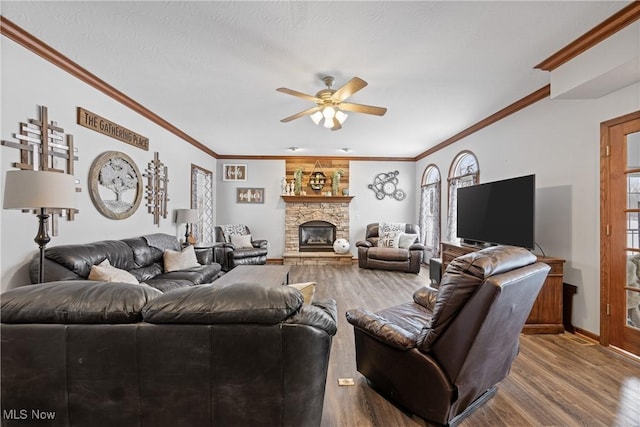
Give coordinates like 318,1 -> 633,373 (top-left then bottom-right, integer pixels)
441,242 -> 565,334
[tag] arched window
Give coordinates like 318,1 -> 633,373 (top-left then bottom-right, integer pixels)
419,164 -> 441,260
447,151 -> 479,243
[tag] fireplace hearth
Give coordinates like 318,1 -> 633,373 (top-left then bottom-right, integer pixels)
299,220 -> 336,252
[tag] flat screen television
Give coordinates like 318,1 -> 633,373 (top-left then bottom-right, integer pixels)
457,174 -> 535,249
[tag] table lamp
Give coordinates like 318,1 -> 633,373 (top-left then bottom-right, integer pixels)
175,208 -> 198,244
3,170 -> 77,283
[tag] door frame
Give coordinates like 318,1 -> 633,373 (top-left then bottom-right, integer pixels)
600,110 -> 640,348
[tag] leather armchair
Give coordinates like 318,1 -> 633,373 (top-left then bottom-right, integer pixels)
346,245 -> 550,426
356,223 -> 424,273
214,224 -> 268,271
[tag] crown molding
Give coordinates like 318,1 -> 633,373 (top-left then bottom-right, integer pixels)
0,16 -> 219,159
216,155 -> 415,161
415,85 -> 550,161
535,1 -> 640,71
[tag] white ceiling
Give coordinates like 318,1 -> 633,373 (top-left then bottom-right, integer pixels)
1,1 -> 630,158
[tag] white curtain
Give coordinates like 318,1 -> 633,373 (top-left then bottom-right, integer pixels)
419,181 -> 440,260
191,166 -> 215,244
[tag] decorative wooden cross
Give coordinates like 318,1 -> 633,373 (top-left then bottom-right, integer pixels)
1,105 -> 79,235
143,152 -> 169,226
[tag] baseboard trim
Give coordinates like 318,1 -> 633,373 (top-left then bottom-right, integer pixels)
573,327 -> 600,342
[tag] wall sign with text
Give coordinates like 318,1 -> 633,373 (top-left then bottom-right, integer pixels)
77,107 -> 149,150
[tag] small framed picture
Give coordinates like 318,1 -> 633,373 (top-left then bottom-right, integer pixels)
237,188 -> 264,204
223,164 -> 247,181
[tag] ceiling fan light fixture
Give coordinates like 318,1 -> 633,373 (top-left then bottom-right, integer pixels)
310,111 -> 323,125
277,75 -> 386,131
322,106 -> 335,120
335,110 -> 348,124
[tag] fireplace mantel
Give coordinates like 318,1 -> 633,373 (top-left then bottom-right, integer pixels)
281,195 -> 354,204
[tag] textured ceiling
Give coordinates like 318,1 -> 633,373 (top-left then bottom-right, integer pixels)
0,1 -> 630,158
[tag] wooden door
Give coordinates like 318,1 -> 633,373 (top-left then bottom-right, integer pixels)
601,111 -> 640,356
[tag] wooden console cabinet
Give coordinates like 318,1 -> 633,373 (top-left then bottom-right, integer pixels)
441,242 -> 565,334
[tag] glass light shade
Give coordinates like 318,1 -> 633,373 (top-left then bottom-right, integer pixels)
175,208 -> 198,223
310,111 -> 323,125
3,170 -> 76,209
322,106 -> 335,119
323,117 -> 334,128
335,110 -> 348,124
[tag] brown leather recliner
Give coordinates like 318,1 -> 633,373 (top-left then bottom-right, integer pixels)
356,223 -> 424,273
346,245 -> 550,426
214,224 -> 268,271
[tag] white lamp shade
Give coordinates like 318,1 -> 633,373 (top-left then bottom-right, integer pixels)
175,208 -> 198,223
310,111 -> 323,125
335,110 -> 348,124
3,170 -> 76,209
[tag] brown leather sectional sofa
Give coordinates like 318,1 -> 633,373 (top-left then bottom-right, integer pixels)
28,233 -> 221,292
1,279 -> 337,427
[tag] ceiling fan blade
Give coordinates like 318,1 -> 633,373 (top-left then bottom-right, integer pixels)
339,102 -> 387,116
276,87 -> 321,102
331,77 -> 368,102
280,106 -> 322,123
331,117 -> 342,131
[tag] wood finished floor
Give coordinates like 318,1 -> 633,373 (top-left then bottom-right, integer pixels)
288,265 -> 640,427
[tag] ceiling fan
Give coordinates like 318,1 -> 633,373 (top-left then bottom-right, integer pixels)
276,76 -> 387,131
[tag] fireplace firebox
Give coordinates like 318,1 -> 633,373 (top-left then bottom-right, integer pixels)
299,220 -> 336,252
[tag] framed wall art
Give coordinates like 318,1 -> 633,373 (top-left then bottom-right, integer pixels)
89,151 -> 143,219
223,164 -> 247,181
236,188 -> 264,204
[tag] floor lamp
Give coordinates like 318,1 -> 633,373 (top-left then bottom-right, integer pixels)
3,170 -> 77,284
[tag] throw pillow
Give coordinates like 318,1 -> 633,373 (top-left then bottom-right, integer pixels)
287,282 -> 316,305
379,231 -> 401,248
398,233 -> 418,249
231,234 -> 253,249
88,261 -> 139,285
221,224 -> 247,243
163,246 -> 200,272
378,222 -> 406,248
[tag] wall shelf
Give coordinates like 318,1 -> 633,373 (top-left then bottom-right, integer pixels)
281,195 -> 354,204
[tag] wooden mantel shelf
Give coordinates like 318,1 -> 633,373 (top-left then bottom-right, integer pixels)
281,195 -> 354,204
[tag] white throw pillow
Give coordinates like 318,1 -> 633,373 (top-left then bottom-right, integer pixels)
88,260 -> 139,285
163,246 -> 200,272
378,222 -> 406,248
231,234 -> 253,249
398,233 -> 418,249
288,282 -> 316,305
379,231 -> 401,248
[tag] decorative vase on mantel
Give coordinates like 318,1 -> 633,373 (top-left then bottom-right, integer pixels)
332,169 -> 344,196
294,168 -> 303,195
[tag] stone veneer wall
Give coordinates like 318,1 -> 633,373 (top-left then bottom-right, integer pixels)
285,202 -> 350,253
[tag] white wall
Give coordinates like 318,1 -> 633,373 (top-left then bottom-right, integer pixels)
1,38 -> 217,290
215,159 -> 417,258
216,159 -> 285,255
349,161 -> 417,251
416,82 -> 640,335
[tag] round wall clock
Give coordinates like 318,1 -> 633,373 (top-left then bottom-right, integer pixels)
89,151 -> 143,219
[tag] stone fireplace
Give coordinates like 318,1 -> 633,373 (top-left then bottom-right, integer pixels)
283,196 -> 353,266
